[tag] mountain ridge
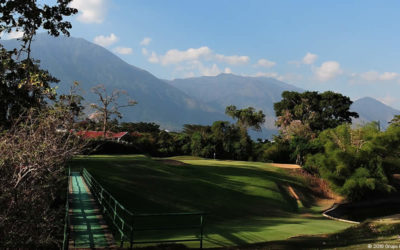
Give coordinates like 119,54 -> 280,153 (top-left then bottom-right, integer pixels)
2,34 -> 399,136
2,34 -> 226,130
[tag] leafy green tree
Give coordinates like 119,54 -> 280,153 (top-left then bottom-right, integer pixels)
274,91 -> 359,132
0,52 -> 59,128
225,105 -> 266,132
225,106 -> 265,160
389,115 -> 400,127
305,123 -> 395,201
190,131 -> 204,156
183,124 -> 211,136
119,122 -> 160,134
0,0 -> 78,129
211,121 -> 241,159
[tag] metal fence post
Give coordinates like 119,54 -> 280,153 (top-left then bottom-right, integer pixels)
200,215 -> 204,249
129,215 -> 134,249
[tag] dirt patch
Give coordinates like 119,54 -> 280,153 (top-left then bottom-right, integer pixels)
287,186 -> 300,200
376,214 -> 400,223
157,159 -> 187,166
269,163 -> 301,169
290,169 -> 343,202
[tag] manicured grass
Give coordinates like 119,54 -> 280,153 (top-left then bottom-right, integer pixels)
235,220 -> 400,250
70,155 -> 350,248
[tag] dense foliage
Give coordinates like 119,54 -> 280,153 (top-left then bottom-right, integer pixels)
0,107 -> 86,248
274,91 -> 359,132
0,0 -> 77,129
273,91 -> 359,165
305,123 -> 400,201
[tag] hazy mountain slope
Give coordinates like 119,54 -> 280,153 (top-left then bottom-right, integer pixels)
169,74 -> 302,137
169,74 -> 302,117
351,97 -> 400,129
2,34 -> 224,130
169,75 -> 400,134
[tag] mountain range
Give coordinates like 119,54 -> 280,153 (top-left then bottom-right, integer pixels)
352,97 -> 399,130
2,34 -> 399,137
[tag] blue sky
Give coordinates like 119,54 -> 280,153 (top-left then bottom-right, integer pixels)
31,1 -> 400,108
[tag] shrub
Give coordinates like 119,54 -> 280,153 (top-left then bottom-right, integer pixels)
305,124 -> 396,201
0,109 -> 85,248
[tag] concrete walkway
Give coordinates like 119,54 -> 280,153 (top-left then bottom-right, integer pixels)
69,172 -> 115,249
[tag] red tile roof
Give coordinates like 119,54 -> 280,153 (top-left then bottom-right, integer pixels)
76,131 -> 128,139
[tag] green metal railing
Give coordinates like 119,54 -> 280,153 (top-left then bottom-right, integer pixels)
81,168 -> 205,249
62,168 -> 71,250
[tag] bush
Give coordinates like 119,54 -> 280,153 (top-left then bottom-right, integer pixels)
305,124 -> 396,201
262,141 -> 293,163
0,109 -> 85,248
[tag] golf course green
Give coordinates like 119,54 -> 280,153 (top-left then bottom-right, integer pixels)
70,155 -> 351,248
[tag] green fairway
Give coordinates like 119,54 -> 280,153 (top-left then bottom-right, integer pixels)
70,155 -> 351,248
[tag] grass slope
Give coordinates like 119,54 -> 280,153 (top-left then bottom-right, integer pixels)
70,155 -> 350,248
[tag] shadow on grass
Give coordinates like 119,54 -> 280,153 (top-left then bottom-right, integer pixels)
69,155 -> 334,247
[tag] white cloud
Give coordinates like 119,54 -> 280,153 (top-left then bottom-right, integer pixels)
145,46 -> 250,77
379,72 -> 399,81
142,48 -> 148,56
215,54 -> 249,65
314,61 -> 342,82
302,52 -> 318,64
359,71 -> 380,81
140,37 -> 152,46
148,46 -> 250,66
224,67 -> 232,74
70,0 -> 107,23
256,58 -> 276,68
154,47 -> 212,65
113,47 -> 133,55
172,60 -> 225,77
93,33 -> 118,47
148,52 -> 159,63
2,30 -> 24,40
200,63 -> 221,76
289,52 -> 318,66
357,71 -> 399,82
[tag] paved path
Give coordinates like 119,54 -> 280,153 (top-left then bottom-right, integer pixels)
69,172 -> 115,249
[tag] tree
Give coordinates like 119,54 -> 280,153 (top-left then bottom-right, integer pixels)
274,91 -> 359,132
0,0 -> 77,129
90,84 -> 137,136
225,106 -> 265,160
305,123 -> 395,201
389,115 -> 400,127
211,121 -> 240,159
0,0 -> 77,56
55,81 -> 85,128
225,105 -> 266,132
119,122 -> 160,134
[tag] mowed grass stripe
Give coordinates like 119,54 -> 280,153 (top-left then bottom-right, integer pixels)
70,155 -> 351,248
